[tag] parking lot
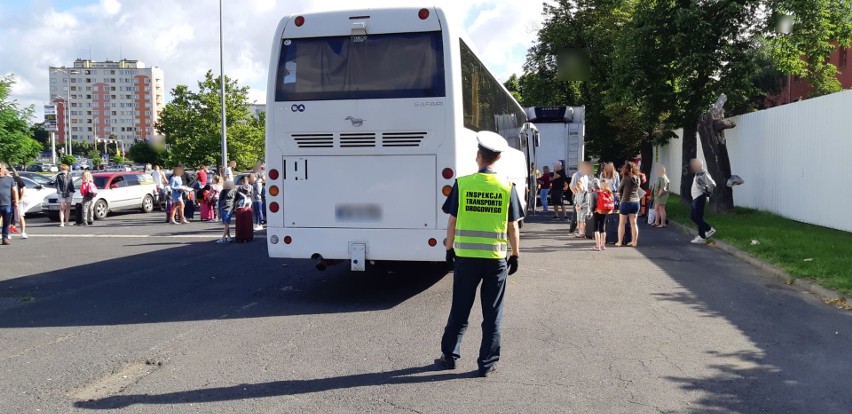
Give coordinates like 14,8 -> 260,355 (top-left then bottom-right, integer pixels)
1,213 -> 851,413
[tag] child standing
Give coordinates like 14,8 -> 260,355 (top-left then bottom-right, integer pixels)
592,181 -> 615,251
217,180 -> 237,244
574,180 -> 591,238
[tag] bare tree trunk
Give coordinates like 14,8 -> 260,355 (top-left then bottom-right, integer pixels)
698,113 -> 735,213
680,125 -> 698,203
639,138 -> 654,185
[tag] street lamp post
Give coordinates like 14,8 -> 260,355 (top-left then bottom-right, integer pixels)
219,0 -> 228,171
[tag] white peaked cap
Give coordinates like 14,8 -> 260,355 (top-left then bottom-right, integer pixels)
476,131 -> 509,153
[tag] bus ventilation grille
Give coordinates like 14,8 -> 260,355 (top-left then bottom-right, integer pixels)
292,133 -> 334,148
382,132 -> 426,147
340,133 -> 377,148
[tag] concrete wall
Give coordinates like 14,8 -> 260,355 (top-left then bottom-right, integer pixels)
654,89 -> 852,232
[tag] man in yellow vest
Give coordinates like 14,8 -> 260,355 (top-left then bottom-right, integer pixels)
436,131 -> 523,377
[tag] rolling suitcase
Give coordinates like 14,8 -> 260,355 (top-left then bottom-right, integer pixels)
183,198 -> 196,220
199,202 -> 214,221
75,204 -> 84,225
584,215 -> 595,239
234,206 -> 254,242
605,213 -> 632,244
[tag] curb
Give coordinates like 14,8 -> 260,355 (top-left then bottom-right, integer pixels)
667,220 -> 851,309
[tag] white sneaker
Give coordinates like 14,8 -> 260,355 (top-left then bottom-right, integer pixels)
216,238 -> 228,244
21,232 -> 28,239
706,228 -> 717,238
254,225 -> 264,231
690,236 -> 706,244
59,223 -> 64,227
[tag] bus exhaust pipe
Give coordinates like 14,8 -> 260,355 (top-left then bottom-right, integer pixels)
311,254 -> 341,271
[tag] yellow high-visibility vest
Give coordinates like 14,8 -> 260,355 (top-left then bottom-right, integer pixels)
454,173 -> 512,259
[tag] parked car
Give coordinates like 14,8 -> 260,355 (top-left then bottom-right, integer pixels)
17,177 -> 56,216
70,172 -> 157,220
17,171 -> 55,186
26,164 -> 57,173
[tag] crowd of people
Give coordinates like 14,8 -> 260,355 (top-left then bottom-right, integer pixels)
532,158 -> 717,248
151,161 -> 268,244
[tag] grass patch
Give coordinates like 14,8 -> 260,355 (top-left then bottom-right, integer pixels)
664,194 -> 852,295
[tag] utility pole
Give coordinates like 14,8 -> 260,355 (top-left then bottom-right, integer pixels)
219,0 -> 228,171
50,131 -> 56,164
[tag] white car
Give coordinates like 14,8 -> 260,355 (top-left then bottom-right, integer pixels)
70,172 -> 158,220
17,177 -> 56,215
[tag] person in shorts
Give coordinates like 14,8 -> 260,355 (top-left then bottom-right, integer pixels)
616,161 -> 642,247
54,164 -> 75,227
217,180 -> 237,244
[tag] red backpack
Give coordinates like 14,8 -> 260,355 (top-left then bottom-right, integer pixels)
597,190 -> 615,211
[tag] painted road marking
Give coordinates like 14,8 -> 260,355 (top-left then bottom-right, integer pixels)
30,234 -> 220,239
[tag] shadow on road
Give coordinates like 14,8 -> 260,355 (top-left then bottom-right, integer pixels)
73,364 -> 470,409
0,240 -> 447,328
634,224 -> 852,413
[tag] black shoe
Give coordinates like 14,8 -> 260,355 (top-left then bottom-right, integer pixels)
479,366 -> 497,377
552,216 -> 559,220
434,354 -> 457,370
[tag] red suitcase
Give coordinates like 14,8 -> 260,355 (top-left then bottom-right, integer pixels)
234,206 -> 254,242
200,202 -> 215,221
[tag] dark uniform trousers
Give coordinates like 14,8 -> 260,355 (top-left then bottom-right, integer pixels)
441,256 -> 508,372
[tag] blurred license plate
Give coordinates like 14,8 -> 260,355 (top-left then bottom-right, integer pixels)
335,204 -> 382,222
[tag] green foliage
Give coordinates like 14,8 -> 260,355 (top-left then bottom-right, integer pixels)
128,142 -> 167,166
30,122 -> 50,151
0,75 -> 41,166
665,194 -> 852,294
59,155 -> 76,166
156,70 -> 264,170
112,155 -> 126,165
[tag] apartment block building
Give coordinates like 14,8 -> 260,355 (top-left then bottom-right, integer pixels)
48,59 -> 165,146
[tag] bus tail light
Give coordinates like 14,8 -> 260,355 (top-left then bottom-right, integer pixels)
294,16 -> 305,27
269,185 -> 280,197
418,8 -> 430,20
428,238 -> 437,247
270,202 -> 280,213
442,185 -> 452,196
268,169 -> 280,180
284,236 -> 292,245
442,168 -> 454,179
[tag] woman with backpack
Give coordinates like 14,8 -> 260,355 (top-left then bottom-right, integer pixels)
592,180 -> 616,251
79,170 -> 97,226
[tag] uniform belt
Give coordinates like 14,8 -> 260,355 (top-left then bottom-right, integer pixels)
455,230 -> 508,239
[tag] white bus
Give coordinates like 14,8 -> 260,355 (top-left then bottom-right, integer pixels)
264,6 -> 536,271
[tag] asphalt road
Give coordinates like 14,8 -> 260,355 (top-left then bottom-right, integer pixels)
0,211 -> 850,413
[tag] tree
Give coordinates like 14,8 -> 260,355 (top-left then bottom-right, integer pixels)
128,141 -> 167,166
113,155 -> 126,165
0,75 -> 41,166
156,70 -> 264,171
30,122 -> 51,151
615,0 -> 852,212
59,155 -> 76,166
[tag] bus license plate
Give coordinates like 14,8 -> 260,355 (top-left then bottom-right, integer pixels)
336,204 -> 382,222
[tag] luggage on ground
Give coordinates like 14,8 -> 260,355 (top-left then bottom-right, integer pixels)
200,202 -> 214,221
234,206 -> 254,242
75,204 -> 84,225
605,213 -> 631,244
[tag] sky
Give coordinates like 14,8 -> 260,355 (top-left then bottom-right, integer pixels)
0,0 -> 547,120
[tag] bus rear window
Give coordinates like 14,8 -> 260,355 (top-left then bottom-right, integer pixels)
275,31 -> 445,101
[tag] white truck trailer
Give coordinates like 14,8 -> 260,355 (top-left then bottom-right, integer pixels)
525,106 -> 585,176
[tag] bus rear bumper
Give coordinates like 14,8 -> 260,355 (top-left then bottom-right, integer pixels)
267,227 -> 447,263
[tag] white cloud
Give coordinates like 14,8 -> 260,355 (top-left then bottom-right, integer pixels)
2,0 -> 545,120
100,0 -> 121,16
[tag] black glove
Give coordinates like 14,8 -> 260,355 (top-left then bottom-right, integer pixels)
507,255 -> 519,275
446,249 -> 456,266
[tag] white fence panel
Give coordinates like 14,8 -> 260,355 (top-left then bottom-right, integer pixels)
654,89 -> 852,232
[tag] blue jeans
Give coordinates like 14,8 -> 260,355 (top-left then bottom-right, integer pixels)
0,205 -> 11,240
252,201 -> 264,225
539,189 -> 550,211
442,257 -> 507,373
691,195 -> 712,238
